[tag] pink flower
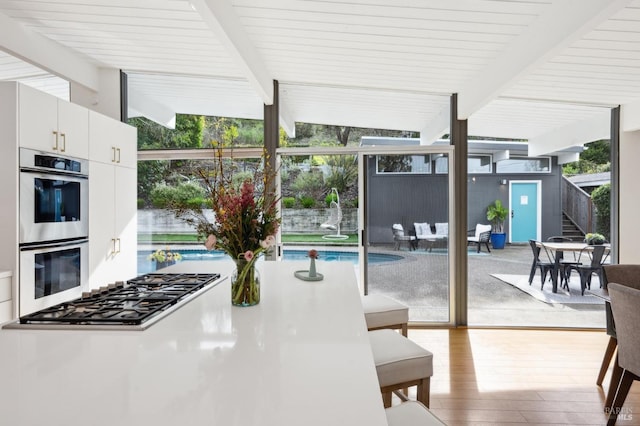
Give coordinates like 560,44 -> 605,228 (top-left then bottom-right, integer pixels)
260,235 -> 276,249
308,249 -> 319,259
204,234 -> 216,251
244,250 -> 254,261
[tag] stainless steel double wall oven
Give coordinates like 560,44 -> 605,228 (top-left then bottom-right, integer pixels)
19,148 -> 89,315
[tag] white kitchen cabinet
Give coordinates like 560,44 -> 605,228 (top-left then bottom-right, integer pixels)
88,111 -> 136,168
89,114 -> 137,288
18,84 -> 89,159
0,272 -> 13,324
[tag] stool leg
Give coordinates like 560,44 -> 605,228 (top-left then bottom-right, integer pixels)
401,323 -> 408,337
382,391 -> 392,408
416,377 -> 431,408
597,337 -> 617,386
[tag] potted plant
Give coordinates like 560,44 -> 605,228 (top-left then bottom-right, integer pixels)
148,247 -> 183,270
584,232 -> 606,245
486,199 -> 509,249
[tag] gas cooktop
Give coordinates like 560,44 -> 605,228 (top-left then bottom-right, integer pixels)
4,273 -> 224,331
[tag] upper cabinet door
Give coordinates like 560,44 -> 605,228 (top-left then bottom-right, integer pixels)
89,110 -> 137,169
57,100 -> 89,159
18,84 -> 58,153
18,84 -> 89,159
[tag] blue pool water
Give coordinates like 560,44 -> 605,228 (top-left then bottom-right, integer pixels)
138,249 -> 402,274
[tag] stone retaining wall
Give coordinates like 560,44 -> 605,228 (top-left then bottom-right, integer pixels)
138,208 -> 358,235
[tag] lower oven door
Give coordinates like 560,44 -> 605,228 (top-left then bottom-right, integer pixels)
19,239 -> 88,316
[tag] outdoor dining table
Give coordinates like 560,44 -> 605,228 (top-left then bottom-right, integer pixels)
536,242 -> 611,293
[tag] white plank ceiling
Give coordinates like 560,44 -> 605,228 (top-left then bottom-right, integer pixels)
1,0 -> 639,153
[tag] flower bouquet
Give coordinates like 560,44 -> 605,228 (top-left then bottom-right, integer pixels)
172,146 -> 280,306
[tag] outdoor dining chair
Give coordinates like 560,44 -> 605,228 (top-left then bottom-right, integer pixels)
569,245 -> 607,295
528,240 -> 556,290
547,236 -> 581,289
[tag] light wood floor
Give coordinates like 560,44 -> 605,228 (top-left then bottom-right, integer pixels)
405,328 -> 640,425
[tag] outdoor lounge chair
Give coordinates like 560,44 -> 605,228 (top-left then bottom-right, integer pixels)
392,224 -> 416,251
413,222 -> 436,251
320,188 -> 348,240
467,223 -> 492,253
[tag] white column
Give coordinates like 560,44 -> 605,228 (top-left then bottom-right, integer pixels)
70,68 -> 122,121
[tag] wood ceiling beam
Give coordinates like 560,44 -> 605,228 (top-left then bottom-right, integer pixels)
128,86 -> 176,129
0,11 -> 99,91
192,0 -> 273,105
528,109 -> 610,156
457,0 -> 632,120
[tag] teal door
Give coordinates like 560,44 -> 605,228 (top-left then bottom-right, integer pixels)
510,181 -> 540,242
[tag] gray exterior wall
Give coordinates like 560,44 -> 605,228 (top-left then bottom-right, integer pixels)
367,156 -> 562,244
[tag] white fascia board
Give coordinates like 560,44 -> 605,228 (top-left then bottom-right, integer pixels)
494,150 -> 510,162
621,101 -> 640,132
528,110 -> 610,156
420,105 -> 450,144
0,12 -> 99,91
556,152 -> 580,165
128,87 -> 176,129
458,0 -> 632,119
279,101 -> 296,138
193,0 -> 274,104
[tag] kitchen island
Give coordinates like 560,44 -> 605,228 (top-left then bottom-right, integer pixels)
0,260 -> 387,426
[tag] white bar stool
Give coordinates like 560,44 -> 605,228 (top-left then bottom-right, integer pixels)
385,401 -> 446,426
369,329 -> 433,408
362,294 -> 409,336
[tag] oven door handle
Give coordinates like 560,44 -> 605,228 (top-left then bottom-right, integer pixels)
20,238 -> 89,251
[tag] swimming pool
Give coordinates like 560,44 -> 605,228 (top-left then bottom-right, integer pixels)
137,249 -> 402,274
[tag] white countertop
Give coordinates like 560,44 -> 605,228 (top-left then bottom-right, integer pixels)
0,260 -> 387,426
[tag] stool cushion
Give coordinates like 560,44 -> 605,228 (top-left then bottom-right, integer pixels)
369,329 -> 433,387
385,401 -> 445,426
362,294 -> 409,330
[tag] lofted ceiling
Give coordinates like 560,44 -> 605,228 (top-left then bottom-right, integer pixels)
1,0 -> 639,155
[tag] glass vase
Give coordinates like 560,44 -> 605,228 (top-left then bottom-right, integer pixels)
231,259 -> 260,307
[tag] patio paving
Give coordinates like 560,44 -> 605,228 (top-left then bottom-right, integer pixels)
366,243 -> 606,328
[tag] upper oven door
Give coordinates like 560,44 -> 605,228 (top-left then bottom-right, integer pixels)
19,170 -> 89,244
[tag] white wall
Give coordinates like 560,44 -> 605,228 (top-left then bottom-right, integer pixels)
619,113 -> 640,262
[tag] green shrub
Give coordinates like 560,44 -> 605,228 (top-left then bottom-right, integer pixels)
591,183 -> 610,239
282,197 -> 296,208
137,198 -> 145,209
300,196 -> 315,208
325,155 -> 357,194
149,181 -> 206,209
325,192 -> 337,206
150,184 -> 175,208
291,171 -> 324,200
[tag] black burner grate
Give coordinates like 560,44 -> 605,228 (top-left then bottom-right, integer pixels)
20,273 -> 221,326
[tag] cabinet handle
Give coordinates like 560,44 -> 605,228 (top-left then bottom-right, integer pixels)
116,238 -> 121,254
112,146 -> 116,162
52,131 -> 58,150
60,133 -> 66,152
111,238 -> 117,255
116,148 -> 121,164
